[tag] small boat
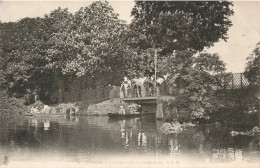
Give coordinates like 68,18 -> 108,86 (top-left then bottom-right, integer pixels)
108,112 -> 152,120
24,113 -> 34,116
24,113 -> 67,118
32,113 -> 66,117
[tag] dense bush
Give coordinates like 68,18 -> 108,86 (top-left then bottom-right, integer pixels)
161,52 -> 226,122
0,91 -> 28,115
209,87 -> 258,129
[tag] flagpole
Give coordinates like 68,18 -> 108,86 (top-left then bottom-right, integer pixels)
154,49 -> 158,96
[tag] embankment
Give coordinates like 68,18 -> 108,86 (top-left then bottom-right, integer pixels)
77,98 -> 121,116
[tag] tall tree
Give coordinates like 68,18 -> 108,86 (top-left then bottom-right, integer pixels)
46,2 -> 133,100
130,1 -> 233,121
0,2 -> 136,103
0,17 -> 51,100
131,1 -> 234,54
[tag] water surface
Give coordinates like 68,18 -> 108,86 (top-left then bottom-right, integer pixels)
0,114 -> 259,166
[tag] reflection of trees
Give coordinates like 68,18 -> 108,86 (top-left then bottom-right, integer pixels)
27,116 -> 81,150
137,131 -> 147,147
200,126 -> 260,163
32,121 -> 61,148
85,116 -> 109,128
202,126 -> 254,150
212,148 -> 245,162
66,115 -> 79,122
30,118 -> 38,130
1,115 -> 259,161
168,136 -> 179,156
116,118 -> 152,152
173,128 -> 205,152
43,120 -> 50,131
118,119 -> 130,148
0,116 -> 39,159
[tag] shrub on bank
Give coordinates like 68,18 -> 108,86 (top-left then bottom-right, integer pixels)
209,106 -> 258,130
208,87 -> 259,129
78,99 -> 121,116
0,91 -> 28,115
161,86 -> 259,129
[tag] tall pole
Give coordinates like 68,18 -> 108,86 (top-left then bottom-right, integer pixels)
154,49 -> 158,82
154,49 -> 158,96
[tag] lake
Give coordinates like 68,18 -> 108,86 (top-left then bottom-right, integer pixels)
0,114 -> 259,167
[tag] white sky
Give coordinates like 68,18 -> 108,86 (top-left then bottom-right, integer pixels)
0,1 -> 260,73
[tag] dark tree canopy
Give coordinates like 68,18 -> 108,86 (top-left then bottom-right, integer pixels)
0,2 -> 136,103
0,17 -> 50,98
131,1 -> 234,54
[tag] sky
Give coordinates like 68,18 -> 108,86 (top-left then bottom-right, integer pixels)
0,1 -> 260,73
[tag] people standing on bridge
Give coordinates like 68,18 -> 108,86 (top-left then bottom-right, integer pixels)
144,76 -> 152,96
121,77 -> 132,98
156,77 -> 165,96
131,80 -> 140,98
132,76 -> 146,97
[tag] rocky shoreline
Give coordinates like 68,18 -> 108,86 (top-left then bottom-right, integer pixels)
27,98 -> 122,116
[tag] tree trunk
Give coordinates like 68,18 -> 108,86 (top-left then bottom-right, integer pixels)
96,73 -> 106,102
56,76 -> 65,104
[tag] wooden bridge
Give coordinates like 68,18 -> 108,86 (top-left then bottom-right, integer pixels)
120,96 -> 175,119
121,96 -> 158,103
119,81 -> 174,119
118,73 -> 250,119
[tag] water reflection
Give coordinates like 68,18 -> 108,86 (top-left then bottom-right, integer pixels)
168,136 -> 179,156
212,148 -> 244,162
0,115 -> 259,164
137,131 -> 147,147
43,120 -> 50,131
29,117 -> 38,131
118,118 -> 148,150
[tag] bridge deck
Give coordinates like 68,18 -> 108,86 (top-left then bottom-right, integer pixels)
120,96 -> 175,118
121,96 -> 158,101
121,96 -> 176,101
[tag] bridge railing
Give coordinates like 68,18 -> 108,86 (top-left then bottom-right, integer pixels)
217,73 -> 249,89
120,82 -> 171,98
120,73 -> 249,98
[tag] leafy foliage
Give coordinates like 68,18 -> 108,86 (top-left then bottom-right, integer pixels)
163,52 -> 226,120
210,88 -> 258,129
131,1 -> 234,54
0,90 -> 28,114
0,17 -> 50,98
0,2 -> 134,103
45,2 -> 131,80
244,42 -> 260,86
130,1 -> 234,121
